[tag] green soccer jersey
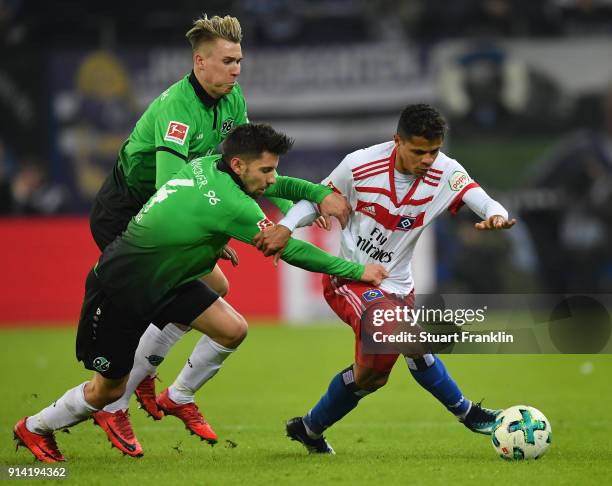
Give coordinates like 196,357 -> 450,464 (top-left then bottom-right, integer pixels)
117,71 -> 248,205
114,71 -> 292,215
96,155 -> 365,318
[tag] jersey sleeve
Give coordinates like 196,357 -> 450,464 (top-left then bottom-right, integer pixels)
226,203 -> 365,280
264,176 -> 332,204
462,186 -> 509,220
265,196 -> 294,215
277,157 -> 356,230
321,155 -> 357,208
154,101 -> 194,189
263,169 -> 294,215
277,200 -> 318,231
444,161 -> 481,214
156,150 -> 186,190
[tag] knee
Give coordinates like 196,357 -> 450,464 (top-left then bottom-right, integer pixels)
219,314 -> 248,348
354,372 -> 389,392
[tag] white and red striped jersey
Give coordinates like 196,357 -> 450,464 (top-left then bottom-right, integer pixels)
280,140 -> 508,296
321,140 -> 480,295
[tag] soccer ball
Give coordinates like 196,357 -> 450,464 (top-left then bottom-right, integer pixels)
491,405 -> 552,460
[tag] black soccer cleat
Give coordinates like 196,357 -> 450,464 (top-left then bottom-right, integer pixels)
460,401 -> 502,435
286,417 -> 335,454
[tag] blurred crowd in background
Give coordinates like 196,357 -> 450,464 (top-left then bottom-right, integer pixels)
2,0 -> 612,46
1,0 -> 611,293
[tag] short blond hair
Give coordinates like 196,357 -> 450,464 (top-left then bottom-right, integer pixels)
186,14 -> 242,51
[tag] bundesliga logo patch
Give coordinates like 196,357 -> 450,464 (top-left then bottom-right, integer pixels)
164,121 -> 190,145
362,289 -> 384,301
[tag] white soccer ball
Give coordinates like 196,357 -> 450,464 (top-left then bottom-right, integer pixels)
491,405 -> 552,460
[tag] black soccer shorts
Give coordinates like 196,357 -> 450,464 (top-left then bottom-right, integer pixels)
89,163 -> 144,251
76,270 -> 219,379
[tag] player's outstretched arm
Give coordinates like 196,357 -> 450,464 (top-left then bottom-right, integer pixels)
278,237 -> 388,283
264,176 -> 351,228
253,194 -> 351,259
253,224 -> 387,284
253,195 -> 346,258
228,202 -> 381,282
264,175 -> 333,204
266,191 -> 349,230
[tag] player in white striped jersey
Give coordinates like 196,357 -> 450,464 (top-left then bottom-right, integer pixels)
254,104 -> 516,454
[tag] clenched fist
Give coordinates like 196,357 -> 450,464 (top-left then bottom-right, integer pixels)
360,264 -> 389,286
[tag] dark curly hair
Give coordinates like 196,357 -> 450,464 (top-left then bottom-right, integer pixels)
397,104 -> 446,141
223,123 -> 294,161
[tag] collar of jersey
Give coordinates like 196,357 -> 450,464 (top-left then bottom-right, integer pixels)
189,71 -> 221,108
216,157 -> 250,196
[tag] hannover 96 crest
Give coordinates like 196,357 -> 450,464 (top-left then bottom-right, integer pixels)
221,118 -> 235,136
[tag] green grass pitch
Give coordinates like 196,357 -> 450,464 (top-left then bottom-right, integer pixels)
1,323 -> 611,485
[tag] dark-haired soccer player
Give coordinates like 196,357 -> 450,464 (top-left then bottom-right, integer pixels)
85,14 -> 320,455
254,104 -> 516,454
13,123 -> 389,462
